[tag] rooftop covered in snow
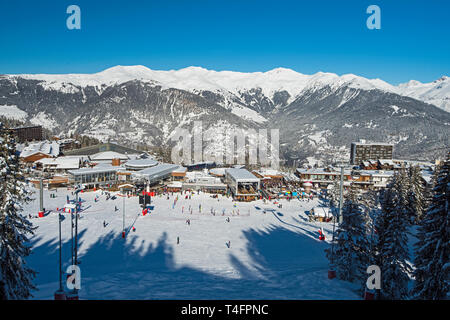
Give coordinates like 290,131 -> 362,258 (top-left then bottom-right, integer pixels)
132,163 -> 180,182
19,141 -> 60,158
35,156 -> 80,170
225,168 -> 259,181
90,151 -> 130,161
124,158 -> 158,169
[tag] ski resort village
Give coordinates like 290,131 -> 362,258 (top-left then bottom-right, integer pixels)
0,122 -> 448,300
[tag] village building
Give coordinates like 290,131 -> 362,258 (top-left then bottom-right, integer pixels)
171,166 -> 188,181
252,168 -> 284,185
183,170 -> 227,193
350,141 -> 394,164
12,125 -> 43,143
34,156 -> 82,173
360,160 -> 379,170
67,164 -> 124,189
131,163 -> 181,186
54,138 -> 81,151
186,161 -> 216,171
124,158 -> 158,171
378,159 -> 397,170
20,141 -> 60,164
350,170 -> 377,190
225,168 -> 260,201
89,151 -> 135,166
209,167 -> 226,177
370,170 -> 395,189
392,159 -> 434,171
296,168 -> 352,189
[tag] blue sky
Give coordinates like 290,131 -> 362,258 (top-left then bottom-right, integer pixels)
0,0 -> 448,84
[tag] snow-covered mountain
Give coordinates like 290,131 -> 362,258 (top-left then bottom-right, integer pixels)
9,65 -> 396,105
396,76 -> 450,113
1,66 -> 449,164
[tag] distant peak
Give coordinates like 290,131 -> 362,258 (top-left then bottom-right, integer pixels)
99,65 -> 152,74
434,75 -> 449,83
177,66 -> 210,73
265,67 -> 298,74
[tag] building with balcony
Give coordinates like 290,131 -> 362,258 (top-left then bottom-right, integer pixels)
225,168 -> 260,201
350,141 -> 394,164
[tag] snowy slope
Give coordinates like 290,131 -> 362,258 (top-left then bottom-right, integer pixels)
24,187 -> 360,300
396,76 -> 450,113
0,104 -> 28,121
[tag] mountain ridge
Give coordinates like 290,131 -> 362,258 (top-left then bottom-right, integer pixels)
4,65 -> 449,113
1,67 -> 449,165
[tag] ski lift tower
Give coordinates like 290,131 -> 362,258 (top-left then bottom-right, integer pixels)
38,178 -> 45,218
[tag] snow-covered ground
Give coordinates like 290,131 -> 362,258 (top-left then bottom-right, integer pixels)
24,186 -> 360,300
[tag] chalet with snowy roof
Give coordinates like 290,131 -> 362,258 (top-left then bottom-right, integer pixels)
35,156 -> 82,172
378,159 -> 396,170
360,160 -> 379,170
20,141 -> 60,163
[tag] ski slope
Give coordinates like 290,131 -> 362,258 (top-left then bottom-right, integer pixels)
23,187 -> 360,300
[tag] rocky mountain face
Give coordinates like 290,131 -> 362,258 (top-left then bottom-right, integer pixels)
0,66 -> 449,166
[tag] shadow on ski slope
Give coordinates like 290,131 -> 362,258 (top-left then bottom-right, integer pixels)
27,223 -> 359,300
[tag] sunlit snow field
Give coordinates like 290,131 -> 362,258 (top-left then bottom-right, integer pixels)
24,187 -> 360,299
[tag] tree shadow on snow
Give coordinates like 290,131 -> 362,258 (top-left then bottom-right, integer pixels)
27,220 -> 357,300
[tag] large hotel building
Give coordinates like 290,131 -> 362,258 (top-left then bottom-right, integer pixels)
350,141 -> 394,164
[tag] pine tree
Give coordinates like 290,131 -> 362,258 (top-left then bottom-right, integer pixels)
326,189 -> 370,291
0,123 -> 36,300
376,170 -> 412,299
359,189 -> 380,266
412,153 -> 449,300
329,178 -> 346,209
408,166 -> 426,224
